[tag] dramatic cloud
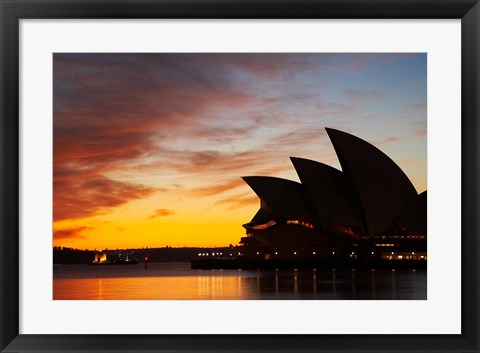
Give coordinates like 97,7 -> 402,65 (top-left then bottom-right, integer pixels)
52,53 -> 427,247
54,175 -> 158,221
191,179 -> 245,197
54,226 -> 92,240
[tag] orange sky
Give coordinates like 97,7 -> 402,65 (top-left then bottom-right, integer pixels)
53,53 -> 427,250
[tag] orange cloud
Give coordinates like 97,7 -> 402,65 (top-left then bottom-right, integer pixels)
54,226 -> 92,240
54,175 -> 158,221
148,208 -> 175,219
190,179 -> 244,196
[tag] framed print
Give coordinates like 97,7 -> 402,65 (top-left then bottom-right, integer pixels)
1,0 -> 479,352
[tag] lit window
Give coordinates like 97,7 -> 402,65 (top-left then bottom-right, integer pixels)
286,220 -> 314,229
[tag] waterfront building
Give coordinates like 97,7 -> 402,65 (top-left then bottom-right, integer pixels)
239,128 -> 427,261
93,252 -> 108,263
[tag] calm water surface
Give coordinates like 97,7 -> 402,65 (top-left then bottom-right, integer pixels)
53,262 -> 426,300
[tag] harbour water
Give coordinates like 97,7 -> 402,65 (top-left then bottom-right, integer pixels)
53,262 -> 426,300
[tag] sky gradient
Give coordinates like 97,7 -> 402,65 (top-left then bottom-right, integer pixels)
53,53 -> 427,250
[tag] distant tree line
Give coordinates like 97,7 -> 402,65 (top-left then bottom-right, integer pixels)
53,246 -> 235,264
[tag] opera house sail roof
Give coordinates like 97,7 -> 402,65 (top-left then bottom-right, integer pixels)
242,176 -> 315,225
242,128 -> 426,239
290,156 -> 364,234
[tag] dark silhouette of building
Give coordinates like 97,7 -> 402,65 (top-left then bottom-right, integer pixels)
239,128 -> 427,261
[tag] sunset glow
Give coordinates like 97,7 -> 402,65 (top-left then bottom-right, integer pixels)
53,53 -> 427,249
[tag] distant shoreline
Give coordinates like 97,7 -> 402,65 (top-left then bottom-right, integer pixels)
53,246 -> 235,264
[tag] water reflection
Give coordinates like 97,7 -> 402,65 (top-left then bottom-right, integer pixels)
53,263 -> 426,300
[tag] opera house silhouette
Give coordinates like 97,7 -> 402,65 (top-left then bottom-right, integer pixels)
238,128 -> 427,263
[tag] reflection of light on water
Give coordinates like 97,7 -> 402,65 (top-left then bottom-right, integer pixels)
97,279 -> 103,300
198,276 -> 208,298
55,275 -> 250,300
53,263 -> 426,300
198,276 -> 229,299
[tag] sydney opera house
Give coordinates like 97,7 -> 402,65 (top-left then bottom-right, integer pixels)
238,128 -> 427,262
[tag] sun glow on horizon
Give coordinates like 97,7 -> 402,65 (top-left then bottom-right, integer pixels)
53,53 -> 427,249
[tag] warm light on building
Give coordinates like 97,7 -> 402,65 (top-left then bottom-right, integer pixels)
381,252 -> 427,260
93,253 -> 107,263
251,220 -> 277,230
286,220 -> 314,229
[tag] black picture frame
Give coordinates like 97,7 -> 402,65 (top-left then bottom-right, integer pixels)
1,1 -> 479,352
